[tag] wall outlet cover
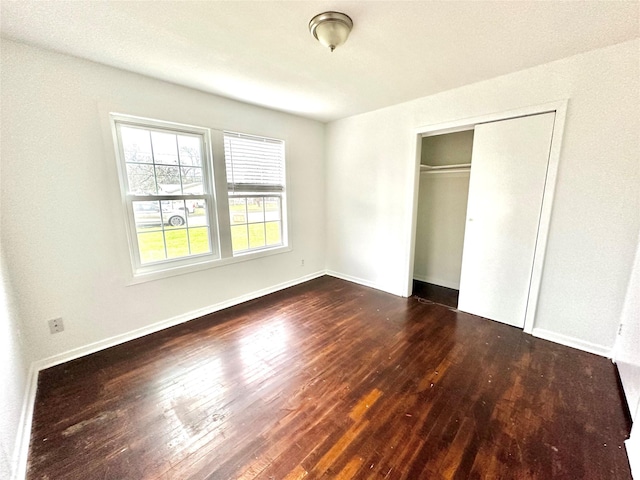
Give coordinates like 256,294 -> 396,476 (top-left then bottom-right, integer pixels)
48,318 -> 64,334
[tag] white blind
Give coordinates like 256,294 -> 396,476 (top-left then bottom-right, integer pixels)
224,132 -> 285,193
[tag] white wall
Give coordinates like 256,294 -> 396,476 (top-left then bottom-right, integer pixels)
0,253 -> 28,480
615,236 -> 640,420
0,39 -> 326,363
614,236 -> 640,479
326,40 -> 639,352
413,172 -> 470,289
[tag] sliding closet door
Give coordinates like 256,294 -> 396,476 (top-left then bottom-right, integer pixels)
457,113 -> 555,328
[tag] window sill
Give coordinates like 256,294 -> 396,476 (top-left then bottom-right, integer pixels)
126,244 -> 292,285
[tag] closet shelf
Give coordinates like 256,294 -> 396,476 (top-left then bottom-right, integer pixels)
420,163 -> 471,174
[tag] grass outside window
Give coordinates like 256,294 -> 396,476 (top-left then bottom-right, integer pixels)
228,196 -> 282,254
137,207 -> 282,262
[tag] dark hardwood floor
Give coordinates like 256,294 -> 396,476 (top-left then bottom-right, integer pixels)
27,276 -> 631,479
412,280 -> 459,309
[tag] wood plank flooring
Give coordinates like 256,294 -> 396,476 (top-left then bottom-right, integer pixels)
27,276 -> 632,479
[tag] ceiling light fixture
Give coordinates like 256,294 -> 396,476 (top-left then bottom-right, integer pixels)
309,11 -> 353,52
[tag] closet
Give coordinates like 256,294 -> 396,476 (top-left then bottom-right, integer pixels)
413,130 -> 473,306
413,112 -> 556,329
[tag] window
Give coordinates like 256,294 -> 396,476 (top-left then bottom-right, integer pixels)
111,115 -> 288,279
224,132 -> 286,255
113,117 -> 218,273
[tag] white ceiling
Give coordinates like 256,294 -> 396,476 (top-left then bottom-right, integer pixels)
1,1 -> 638,122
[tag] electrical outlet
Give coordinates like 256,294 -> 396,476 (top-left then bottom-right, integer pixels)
48,318 -> 64,334
301,259 -> 305,267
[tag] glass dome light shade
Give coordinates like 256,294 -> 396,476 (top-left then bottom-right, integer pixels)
309,12 -> 353,52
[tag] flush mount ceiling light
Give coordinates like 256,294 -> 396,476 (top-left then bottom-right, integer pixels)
309,11 -> 353,52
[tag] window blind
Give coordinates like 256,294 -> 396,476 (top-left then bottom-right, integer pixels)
224,132 -> 285,193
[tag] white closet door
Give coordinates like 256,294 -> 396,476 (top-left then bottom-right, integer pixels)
457,113 -> 555,328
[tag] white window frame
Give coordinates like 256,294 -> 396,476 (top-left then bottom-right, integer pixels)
224,131 -> 288,257
110,114 -> 291,284
111,114 -> 221,277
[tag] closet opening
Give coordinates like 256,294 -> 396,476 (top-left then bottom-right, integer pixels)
412,129 -> 474,308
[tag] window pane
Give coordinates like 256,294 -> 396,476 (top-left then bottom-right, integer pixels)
133,201 -> 163,232
181,166 -> 203,194
151,131 -> 179,165
247,197 -> 265,223
188,227 -> 211,255
248,223 -> 266,249
165,229 -> 189,258
266,221 -> 282,246
186,199 -> 208,226
231,225 -> 248,252
178,135 -> 202,166
156,166 -> 182,195
229,197 -> 247,225
121,126 -> 152,163
160,200 -> 187,228
138,231 -> 166,264
126,164 -> 157,195
264,197 -> 281,221
228,195 -> 283,254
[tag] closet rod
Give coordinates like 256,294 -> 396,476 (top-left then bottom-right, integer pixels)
420,163 -> 471,175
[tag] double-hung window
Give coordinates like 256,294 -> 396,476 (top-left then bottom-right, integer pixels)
224,132 -> 286,255
113,116 -> 218,274
111,115 -> 288,280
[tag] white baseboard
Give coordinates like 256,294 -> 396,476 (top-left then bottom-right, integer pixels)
532,328 -> 612,358
412,274 -> 460,291
14,270 -> 325,480
325,270 -> 385,292
31,270 -> 325,372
